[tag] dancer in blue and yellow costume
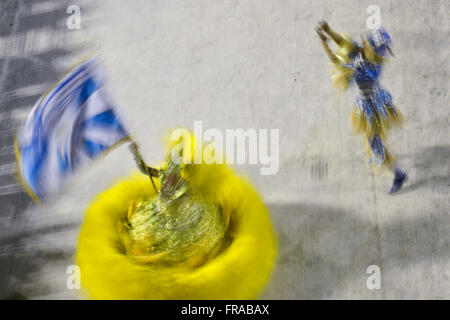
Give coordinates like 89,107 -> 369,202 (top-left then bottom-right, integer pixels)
76,134 -> 277,299
316,21 -> 407,193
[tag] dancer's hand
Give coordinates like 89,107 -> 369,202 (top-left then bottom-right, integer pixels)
315,26 -> 327,42
318,20 -> 330,32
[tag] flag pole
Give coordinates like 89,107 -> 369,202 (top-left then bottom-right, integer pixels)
129,141 -> 158,193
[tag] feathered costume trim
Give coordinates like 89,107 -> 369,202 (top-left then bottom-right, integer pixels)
351,89 -> 403,140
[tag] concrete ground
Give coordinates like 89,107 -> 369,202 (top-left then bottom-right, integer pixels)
0,0 -> 448,299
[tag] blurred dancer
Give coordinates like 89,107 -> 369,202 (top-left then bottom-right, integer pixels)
16,54 -> 277,299
77,133 -> 277,299
316,21 -> 407,193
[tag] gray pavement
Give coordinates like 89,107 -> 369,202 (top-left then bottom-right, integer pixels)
0,0 -> 448,299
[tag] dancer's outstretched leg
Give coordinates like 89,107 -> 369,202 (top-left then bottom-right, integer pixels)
368,135 -> 407,194
389,164 -> 408,194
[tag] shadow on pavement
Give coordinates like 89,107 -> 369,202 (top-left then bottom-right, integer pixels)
0,0 -> 94,299
263,201 -> 448,299
398,145 -> 449,194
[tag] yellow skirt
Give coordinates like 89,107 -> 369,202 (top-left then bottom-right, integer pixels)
76,165 -> 277,299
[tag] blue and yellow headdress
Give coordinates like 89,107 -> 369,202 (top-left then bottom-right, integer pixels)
363,27 -> 393,64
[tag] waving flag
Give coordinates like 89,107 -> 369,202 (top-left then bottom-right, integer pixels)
15,55 -> 129,202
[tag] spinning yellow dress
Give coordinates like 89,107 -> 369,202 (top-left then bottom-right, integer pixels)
76,134 -> 277,299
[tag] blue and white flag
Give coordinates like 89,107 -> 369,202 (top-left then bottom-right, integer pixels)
15,55 -> 129,202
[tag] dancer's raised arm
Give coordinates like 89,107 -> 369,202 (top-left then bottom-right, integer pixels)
319,20 -> 345,46
315,27 -> 339,64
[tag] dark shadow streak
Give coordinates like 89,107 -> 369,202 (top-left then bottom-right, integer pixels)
0,0 -> 96,299
262,201 -> 448,299
397,145 -> 449,194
